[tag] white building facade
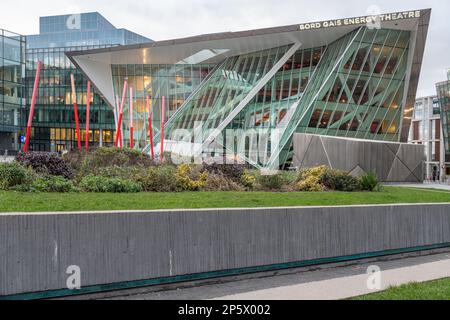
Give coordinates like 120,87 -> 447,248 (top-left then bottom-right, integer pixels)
408,96 -> 448,181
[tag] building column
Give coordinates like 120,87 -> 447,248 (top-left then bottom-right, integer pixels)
99,129 -> 103,147
13,133 -> 19,151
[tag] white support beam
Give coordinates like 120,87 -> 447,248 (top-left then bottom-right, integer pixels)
200,42 -> 303,151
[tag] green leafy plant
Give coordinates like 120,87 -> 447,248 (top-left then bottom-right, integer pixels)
0,162 -> 28,190
320,168 -> 361,192
256,173 -> 285,191
360,172 -> 380,192
79,175 -> 141,193
136,165 -> 181,192
28,176 -> 78,193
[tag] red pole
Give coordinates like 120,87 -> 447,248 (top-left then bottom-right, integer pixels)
85,81 -> 91,152
114,80 -> 128,148
129,87 -> 134,149
70,74 -> 82,151
160,96 -> 165,161
115,95 -> 122,148
24,61 -> 42,153
147,96 -> 154,159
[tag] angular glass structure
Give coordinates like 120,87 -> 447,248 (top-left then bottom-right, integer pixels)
25,13 -> 151,151
69,9 -> 430,169
112,63 -> 216,149
0,28 -> 26,153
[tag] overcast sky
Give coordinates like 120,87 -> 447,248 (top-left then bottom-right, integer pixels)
2,0 -> 449,97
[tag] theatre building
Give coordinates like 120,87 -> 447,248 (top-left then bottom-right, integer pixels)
65,9 -> 430,182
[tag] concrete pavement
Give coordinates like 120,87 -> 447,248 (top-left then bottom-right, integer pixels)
390,182 -> 450,191
214,256 -> 450,300
91,250 -> 450,300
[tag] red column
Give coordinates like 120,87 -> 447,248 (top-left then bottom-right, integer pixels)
115,95 -> 122,148
147,96 -> 154,159
129,87 -> 134,149
24,61 -> 42,153
70,74 -> 82,151
114,80 -> 128,148
160,96 -> 165,161
85,81 -> 91,152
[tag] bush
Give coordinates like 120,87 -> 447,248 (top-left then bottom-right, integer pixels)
24,176 -> 78,193
201,163 -> 245,182
87,148 -> 153,168
297,176 -> 326,192
16,151 -> 73,179
136,165 -> 181,192
202,173 -> 244,191
79,175 -> 141,193
256,173 -> 285,191
0,162 -> 28,190
176,164 -> 208,191
321,168 -> 361,192
360,172 -> 380,192
296,166 -> 328,192
240,171 -> 257,190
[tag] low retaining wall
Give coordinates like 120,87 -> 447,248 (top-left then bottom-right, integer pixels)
1,204 -> 450,298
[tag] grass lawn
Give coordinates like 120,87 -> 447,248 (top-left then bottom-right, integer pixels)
352,277 -> 450,300
0,186 -> 450,213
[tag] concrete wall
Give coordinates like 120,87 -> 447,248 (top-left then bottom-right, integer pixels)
1,204 -> 450,297
292,133 -> 425,182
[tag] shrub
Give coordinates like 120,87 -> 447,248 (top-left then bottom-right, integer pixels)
136,165 -> 181,192
89,148 -> 153,168
16,151 -> 73,179
297,176 -> 326,192
202,173 -> 244,191
296,166 -> 328,192
360,172 -> 380,192
256,173 -> 285,191
201,163 -> 245,182
240,171 -> 257,190
321,168 -> 361,192
0,162 -> 28,190
79,175 -> 141,193
63,148 -> 155,176
24,176 -> 77,193
176,164 -> 208,191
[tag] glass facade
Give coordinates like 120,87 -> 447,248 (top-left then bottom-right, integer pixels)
408,96 -> 444,179
436,79 -> 450,163
27,12 -> 149,48
112,64 -> 216,149
24,13 -> 151,151
118,27 -> 411,168
0,28 -> 26,153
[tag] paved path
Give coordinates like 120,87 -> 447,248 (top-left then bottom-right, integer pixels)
98,251 -> 450,300
390,183 -> 450,191
215,256 -> 450,300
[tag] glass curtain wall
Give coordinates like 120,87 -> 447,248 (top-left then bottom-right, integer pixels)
0,29 -> 26,152
436,80 -> 450,162
109,27 -> 411,169
267,27 -> 410,168
26,46 -> 116,151
112,64 -> 216,149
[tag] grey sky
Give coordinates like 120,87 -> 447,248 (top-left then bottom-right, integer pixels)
2,0 -> 449,97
